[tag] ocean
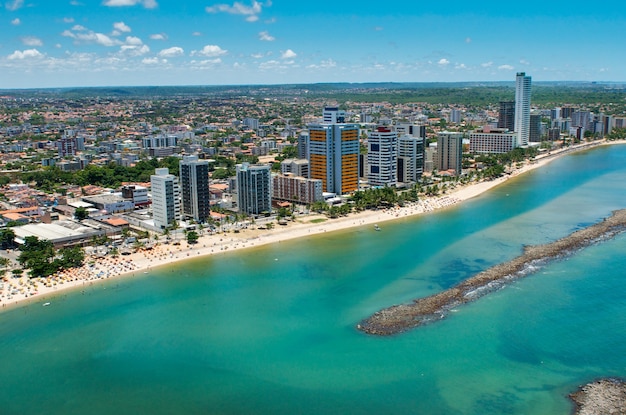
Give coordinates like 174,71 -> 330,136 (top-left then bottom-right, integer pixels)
1,144 -> 626,415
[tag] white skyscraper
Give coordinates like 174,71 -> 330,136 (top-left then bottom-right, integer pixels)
515,72 -> 532,147
151,167 -> 181,230
367,126 -> 397,187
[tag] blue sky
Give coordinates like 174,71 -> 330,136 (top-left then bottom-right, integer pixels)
1,0 -> 624,88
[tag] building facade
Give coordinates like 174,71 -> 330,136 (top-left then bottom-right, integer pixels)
469,127 -> 517,154
272,174 -> 323,205
514,72 -> 532,146
150,167 -> 181,230
179,155 -> 211,223
436,131 -> 463,175
498,101 -> 515,131
367,126 -> 397,187
280,158 -> 309,178
307,107 -> 360,194
397,134 -> 425,183
236,163 -> 271,215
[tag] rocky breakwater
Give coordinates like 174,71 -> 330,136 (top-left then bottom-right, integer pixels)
570,378 -> 626,415
358,209 -> 626,336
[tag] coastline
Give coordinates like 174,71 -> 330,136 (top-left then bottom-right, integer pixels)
0,139 -> 618,312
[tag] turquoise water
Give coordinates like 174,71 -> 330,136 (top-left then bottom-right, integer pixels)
2,145 -> 626,414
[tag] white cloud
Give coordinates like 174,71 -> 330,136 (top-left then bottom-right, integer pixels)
192,31 -> 202,36
62,28 -> 121,47
307,59 -> 337,69
8,49 -> 43,60
120,44 -> 150,56
520,59 -> 530,65
113,22 -> 131,33
5,0 -> 23,11
158,46 -> 184,57
281,49 -> 296,59
481,61 -> 493,68
455,63 -> 467,69
21,36 -> 43,47
103,0 -> 157,8
438,58 -> 450,66
465,37 -> 472,43
10,18 -> 20,25
150,33 -> 167,40
72,25 -> 88,31
498,64 -> 514,70
192,44 -> 227,57
258,31 -> 274,41
142,57 -> 160,64
205,1 -> 265,22
63,17 -> 75,23
125,36 -> 143,46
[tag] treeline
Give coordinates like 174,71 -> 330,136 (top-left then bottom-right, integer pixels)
21,157 -> 181,191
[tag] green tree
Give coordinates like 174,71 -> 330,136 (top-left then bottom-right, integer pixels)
0,228 -> 16,249
186,231 -> 199,244
74,206 -> 89,221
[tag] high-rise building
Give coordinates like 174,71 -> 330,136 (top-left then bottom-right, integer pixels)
179,155 -> 210,223
514,72 -> 532,146
367,126 -> 397,187
436,131 -> 463,175
529,113 -> 542,142
449,109 -> 462,124
498,101 -> 515,131
397,134 -> 425,183
236,163 -> 271,215
297,132 -> 309,159
561,106 -> 576,119
151,167 -> 181,230
307,107 -> 360,194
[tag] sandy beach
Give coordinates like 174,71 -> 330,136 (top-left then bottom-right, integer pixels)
0,139 -> 617,311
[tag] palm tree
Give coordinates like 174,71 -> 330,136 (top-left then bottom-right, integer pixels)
0,257 -> 10,277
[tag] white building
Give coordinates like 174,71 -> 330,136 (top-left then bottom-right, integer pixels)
367,126 -> 397,187
515,72 -> 532,147
469,126 -> 517,154
150,167 -> 181,230
397,134 -> 425,183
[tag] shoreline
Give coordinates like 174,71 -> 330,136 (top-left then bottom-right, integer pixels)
0,139 -> 619,312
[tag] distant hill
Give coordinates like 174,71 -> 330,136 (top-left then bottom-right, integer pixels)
1,82 -> 625,106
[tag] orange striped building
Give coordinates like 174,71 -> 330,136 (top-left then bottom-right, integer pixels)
307,108 -> 360,195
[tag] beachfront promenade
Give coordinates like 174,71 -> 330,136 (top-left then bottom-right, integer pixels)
0,140 -> 615,311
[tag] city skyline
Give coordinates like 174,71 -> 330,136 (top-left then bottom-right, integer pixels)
1,0 -> 625,88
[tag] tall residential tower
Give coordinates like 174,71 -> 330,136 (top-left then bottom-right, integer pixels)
179,155 -> 211,223
514,72 -> 532,146
307,107 -> 360,194
151,167 -> 181,230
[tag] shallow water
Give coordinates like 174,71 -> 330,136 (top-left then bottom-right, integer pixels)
1,144 -> 626,415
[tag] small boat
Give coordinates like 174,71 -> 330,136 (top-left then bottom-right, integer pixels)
374,224 -> 381,231
42,302 -> 50,307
